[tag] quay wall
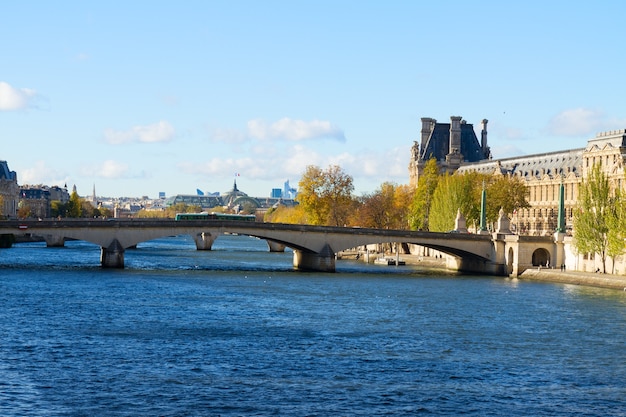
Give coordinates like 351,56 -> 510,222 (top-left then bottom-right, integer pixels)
520,268 -> 626,291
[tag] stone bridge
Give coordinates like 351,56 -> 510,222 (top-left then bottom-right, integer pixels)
0,219 -> 564,275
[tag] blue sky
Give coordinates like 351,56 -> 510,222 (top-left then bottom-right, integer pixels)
2,1 -> 625,199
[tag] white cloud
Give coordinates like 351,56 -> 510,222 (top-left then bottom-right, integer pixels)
19,161 -> 69,187
282,145 -> 323,174
546,108 -> 605,137
177,142 -> 410,194
0,81 -> 38,111
247,118 -> 345,142
104,121 -> 175,144
80,160 -> 130,179
329,146 -> 409,179
179,157 -> 256,178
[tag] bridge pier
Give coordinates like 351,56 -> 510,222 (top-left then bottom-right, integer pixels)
293,244 -> 335,272
101,239 -> 125,268
266,239 -> 286,252
448,256 -> 506,276
193,232 -> 218,250
43,234 -> 65,247
0,234 -> 15,248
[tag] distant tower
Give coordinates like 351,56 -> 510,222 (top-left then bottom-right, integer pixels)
91,184 -> 97,207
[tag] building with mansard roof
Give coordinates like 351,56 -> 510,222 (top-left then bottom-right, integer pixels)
409,116 -> 626,236
455,129 -> 626,237
0,160 -> 19,218
19,185 -> 70,219
409,116 -> 491,187
408,118 -> 626,272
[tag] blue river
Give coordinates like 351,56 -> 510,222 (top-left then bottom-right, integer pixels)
1,234 -> 625,416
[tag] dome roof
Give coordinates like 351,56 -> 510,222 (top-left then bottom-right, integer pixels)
222,180 -> 248,206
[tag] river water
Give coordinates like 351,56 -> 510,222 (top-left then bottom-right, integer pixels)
1,235 -> 625,416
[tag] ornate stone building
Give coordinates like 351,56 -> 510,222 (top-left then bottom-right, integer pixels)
0,160 -> 19,218
19,185 -> 70,218
409,117 -> 626,237
409,116 -> 491,187
457,129 -> 626,236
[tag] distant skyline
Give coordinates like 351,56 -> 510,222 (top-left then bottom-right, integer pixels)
2,1 -> 626,198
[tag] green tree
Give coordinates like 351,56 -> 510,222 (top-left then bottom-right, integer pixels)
50,200 -> 66,218
66,189 -> 83,218
409,158 -> 439,230
429,174 -> 475,232
461,172 -> 488,229
99,206 -> 113,218
137,203 -> 202,218
426,171 -> 530,233
606,189 -> 626,274
573,164 -> 613,273
297,164 -> 355,226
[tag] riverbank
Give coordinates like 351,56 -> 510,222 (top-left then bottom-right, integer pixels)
519,268 -> 626,291
348,251 -> 626,291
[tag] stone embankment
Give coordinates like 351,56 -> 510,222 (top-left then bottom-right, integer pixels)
520,268 -> 626,291
343,250 -> 626,291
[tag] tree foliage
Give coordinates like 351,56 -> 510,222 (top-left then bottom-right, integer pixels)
17,203 -> 31,219
485,175 -> 530,225
429,174 -> 475,232
356,182 -> 412,229
264,205 -> 308,224
573,163 -> 615,273
135,203 -> 202,218
66,189 -> 83,218
50,200 -> 66,218
606,188 -> 626,273
424,171 -> 530,232
297,165 -> 355,226
409,158 -> 439,230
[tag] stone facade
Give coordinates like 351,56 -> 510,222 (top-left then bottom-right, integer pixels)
19,185 -> 70,219
409,120 -> 626,273
0,160 -> 19,218
457,149 -> 583,236
456,129 -> 626,237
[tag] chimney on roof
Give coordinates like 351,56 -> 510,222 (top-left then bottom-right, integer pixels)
449,116 -> 462,154
481,119 -> 488,154
420,117 -> 435,157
